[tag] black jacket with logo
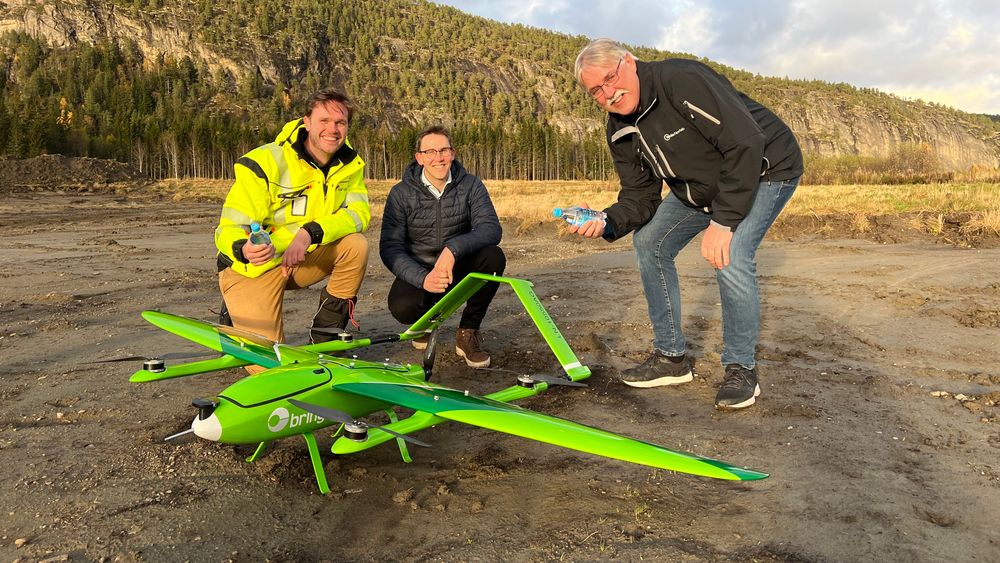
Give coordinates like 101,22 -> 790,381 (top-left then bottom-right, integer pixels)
603,59 -> 802,239
379,160 -> 502,288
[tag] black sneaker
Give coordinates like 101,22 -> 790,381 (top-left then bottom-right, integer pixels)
620,351 -> 693,388
715,364 -> 761,410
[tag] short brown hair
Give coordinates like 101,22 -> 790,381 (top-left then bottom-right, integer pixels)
415,125 -> 452,151
304,89 -> 355,122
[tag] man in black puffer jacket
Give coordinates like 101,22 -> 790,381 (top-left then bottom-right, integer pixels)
380,125 -> 505,368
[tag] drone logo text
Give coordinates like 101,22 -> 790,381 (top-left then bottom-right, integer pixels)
267,407 -> 324,433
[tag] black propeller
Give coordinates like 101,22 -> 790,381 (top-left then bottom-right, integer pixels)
422,329 -> 439,381
163,428 -> 194,442
306,326 -> 355,342
478,367 -> 588,388
89,350 -> 220,363
287,399 -> 431,447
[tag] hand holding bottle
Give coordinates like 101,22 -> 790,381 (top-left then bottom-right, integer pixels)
244,222 -> 275,266
554,204 -> 606,238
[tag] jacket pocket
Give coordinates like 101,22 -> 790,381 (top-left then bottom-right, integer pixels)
682,100 -> 721,125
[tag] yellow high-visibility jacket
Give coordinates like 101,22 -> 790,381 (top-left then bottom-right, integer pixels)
215,118 -> 370,278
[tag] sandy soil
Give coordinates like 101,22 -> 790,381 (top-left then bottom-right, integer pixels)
1,189 -> 999,562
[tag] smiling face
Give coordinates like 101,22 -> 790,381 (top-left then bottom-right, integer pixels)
579,53 -> 640,115
303,100 -> 349,165
415,133 -> 455,189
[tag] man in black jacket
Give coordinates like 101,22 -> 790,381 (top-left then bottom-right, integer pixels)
572,38 -> 803,410
380,125 -> 506,368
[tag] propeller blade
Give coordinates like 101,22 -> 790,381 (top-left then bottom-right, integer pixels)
288,399 -> 353,425
367,422 -> 431,448
478,367 -> 587,387
164,428 -> 194,442
422,329 -> 439,381
528,374 -> 588,387
288,399 -> 430,447
90,350 -> 219,364
91,355 -> 149,363
309,327 -> 346,336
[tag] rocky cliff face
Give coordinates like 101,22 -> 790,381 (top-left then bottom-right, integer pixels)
0,0 -> 281,85
3,0 -> 998,172
774,91 -> 999,170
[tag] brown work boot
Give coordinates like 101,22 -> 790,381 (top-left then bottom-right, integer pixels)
412,333 -> 430,350
455,328 -> 491,368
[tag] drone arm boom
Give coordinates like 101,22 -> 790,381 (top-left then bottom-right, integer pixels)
130,354 -> 250,382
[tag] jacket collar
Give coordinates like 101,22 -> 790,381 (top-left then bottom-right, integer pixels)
275,118 -> 358,170
635,60 -> 657,117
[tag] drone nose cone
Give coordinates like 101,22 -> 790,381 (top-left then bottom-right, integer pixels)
191,413 -> 222,441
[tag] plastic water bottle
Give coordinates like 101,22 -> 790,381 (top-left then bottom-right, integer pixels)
553,206 -> 607,227
249,222 -> 271,246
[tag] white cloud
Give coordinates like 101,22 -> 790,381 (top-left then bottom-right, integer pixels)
434,0 -> 1000,114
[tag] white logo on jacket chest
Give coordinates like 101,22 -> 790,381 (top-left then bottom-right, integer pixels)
663,128 -> 686,142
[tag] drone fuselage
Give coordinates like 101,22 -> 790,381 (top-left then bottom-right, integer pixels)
190,359 -> 424,444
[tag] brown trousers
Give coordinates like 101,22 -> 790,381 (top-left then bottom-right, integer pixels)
219,233 -> 369,346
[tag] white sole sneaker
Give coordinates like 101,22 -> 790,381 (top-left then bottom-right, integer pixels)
715,384 -> 761,410
621,371 -> 693,388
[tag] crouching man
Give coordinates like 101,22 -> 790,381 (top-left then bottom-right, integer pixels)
380,126 -> 505,368
214,89 -> 370,369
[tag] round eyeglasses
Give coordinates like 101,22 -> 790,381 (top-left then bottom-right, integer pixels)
587,58 -> 624,99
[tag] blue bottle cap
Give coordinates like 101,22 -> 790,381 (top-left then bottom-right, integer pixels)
553,208 -> 563,218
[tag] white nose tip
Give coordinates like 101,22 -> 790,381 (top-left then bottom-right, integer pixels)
191,413 -> 222,441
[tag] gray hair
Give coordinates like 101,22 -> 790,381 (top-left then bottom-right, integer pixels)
574,38 -> 631,85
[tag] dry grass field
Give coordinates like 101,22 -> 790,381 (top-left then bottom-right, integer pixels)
148,177 -> 1000,240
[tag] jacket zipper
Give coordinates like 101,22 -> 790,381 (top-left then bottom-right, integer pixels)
632,99 -> 667,178
435,196 -> 443,252
683,100 -> 721,125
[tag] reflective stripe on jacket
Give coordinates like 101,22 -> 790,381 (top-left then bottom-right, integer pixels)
214,119 -> 370,278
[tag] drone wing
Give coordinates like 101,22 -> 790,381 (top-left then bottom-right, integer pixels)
132,311 -> 287,382
331,375 -> 766,481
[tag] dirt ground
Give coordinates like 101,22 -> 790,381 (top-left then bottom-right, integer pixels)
1,186 -> 999,562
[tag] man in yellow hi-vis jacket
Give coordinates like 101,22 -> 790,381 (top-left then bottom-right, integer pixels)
214,89 -> 370,356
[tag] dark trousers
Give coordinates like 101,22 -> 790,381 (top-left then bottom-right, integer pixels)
388,245 -> 506,329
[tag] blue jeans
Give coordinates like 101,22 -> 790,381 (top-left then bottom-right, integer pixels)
632,177 -> 799,368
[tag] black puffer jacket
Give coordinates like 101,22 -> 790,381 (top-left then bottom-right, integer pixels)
604,59 -> 802,239
379,160 -> 502,288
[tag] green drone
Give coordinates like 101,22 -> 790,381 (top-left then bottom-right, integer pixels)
125,273 -> 767,494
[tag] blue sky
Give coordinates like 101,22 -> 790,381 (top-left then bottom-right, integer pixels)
436,0 -> 1000,115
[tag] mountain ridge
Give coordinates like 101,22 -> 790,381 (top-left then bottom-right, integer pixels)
1,0 -> 998,178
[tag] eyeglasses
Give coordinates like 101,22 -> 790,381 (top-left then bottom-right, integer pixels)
587,58 -> 624,99
417,147 -> 455,157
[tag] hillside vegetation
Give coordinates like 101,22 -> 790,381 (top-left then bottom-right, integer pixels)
1,0 -> 998,181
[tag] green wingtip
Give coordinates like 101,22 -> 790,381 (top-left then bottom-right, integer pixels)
702,459 -> 769,480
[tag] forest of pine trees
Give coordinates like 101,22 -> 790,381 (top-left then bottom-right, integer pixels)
0,0 -> 625,181
2,0 -> 998,181
0,30 -> 617,181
